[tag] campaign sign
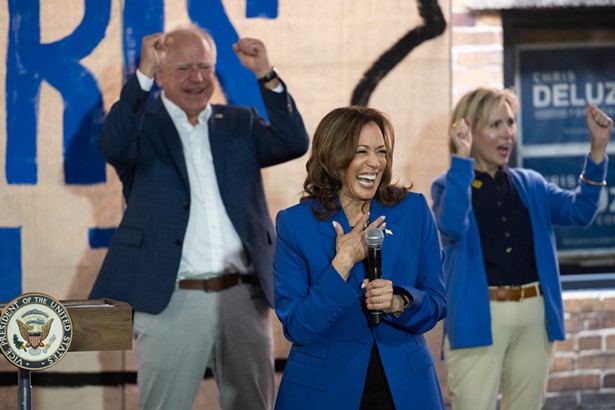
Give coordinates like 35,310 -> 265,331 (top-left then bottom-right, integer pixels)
523,156 -> 615,256
515,44 -> 615,146
515,43 -> 615,257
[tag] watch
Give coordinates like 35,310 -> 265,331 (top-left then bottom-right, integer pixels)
257,67 -> 279,85
392,293 -> 412,318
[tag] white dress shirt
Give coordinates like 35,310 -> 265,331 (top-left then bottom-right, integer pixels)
136,70 -> 250,280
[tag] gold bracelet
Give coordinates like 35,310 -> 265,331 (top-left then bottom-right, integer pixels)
579,174 -> 607,187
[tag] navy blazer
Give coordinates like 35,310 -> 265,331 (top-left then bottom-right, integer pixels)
90,74 -> 309,313
273,194 -> 446,409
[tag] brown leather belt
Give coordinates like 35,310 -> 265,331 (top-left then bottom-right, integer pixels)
178,273 -> 259,292
488,283 -> 543,302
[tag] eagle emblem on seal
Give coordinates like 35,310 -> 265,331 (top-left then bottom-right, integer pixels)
16,318 -> 54,350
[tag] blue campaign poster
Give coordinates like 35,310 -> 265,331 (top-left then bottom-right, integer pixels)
515,43 -> 615,257
515,44 -> 615,146
523,156 -> 615,256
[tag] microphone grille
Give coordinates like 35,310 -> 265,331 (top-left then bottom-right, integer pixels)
365,228 -> 384,247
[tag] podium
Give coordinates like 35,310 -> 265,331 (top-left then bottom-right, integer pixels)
1,296 -> 132,410
62,298 -> 132,352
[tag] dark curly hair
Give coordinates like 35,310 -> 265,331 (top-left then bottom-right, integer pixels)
301,106 -> 411,220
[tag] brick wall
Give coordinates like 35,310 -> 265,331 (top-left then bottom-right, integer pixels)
544,292 -> 615,409
450,1 -> 504,105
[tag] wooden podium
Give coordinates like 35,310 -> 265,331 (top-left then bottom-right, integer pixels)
61,298 -> 132,352
0,297 -> 132,353
0,297 -> 132,410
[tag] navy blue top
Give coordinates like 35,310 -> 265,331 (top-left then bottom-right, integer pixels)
471,167 -> 539,286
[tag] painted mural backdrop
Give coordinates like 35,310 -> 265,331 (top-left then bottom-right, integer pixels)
0,0 -> 450,408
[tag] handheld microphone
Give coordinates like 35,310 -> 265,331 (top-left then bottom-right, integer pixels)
365,228 -> 384,327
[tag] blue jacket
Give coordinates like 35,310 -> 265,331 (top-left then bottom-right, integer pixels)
273,194 -> 446,409
89,74 -> 309,313
431,155 -> 607,349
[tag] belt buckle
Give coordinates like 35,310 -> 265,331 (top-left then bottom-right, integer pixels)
511,285 -> 522,301
201,280 -> 212,292
496,287 -> 508,301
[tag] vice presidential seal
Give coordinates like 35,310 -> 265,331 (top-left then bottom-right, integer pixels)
0,293 -> 73,371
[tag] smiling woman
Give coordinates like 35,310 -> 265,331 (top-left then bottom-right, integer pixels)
301,106 -> 405,220
272,105 -> 447,410
338,121 -> 387,218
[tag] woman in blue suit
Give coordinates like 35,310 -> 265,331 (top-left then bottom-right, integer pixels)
431,88 -> 611,410
273,106 -> 447,409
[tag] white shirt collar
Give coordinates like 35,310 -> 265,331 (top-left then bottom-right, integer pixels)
161,91 -> 212,125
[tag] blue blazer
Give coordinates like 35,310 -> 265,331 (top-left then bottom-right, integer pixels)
273,194 -> 446,409
431,155 -> 607,349
89,74 -> 309,313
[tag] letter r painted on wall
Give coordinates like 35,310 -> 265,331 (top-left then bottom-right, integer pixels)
6,0 -> 110,185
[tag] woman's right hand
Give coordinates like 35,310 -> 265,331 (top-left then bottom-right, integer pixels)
331,215 -> 385,280
450,116 -> 473,158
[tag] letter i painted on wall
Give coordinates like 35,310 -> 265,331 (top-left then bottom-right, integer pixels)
0,228 -> 22,302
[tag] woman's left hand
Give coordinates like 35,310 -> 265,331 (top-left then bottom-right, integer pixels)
586,103 -> 612,163
362,278 -> 395,313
